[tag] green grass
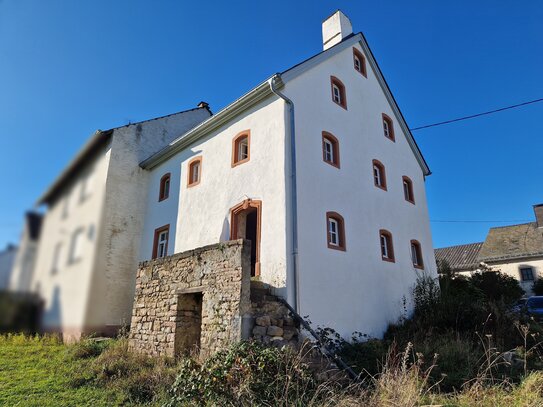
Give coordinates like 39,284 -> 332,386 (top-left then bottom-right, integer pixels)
0,335 -> 125,407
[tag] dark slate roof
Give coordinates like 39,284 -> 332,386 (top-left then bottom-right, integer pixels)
477,222 -> 543,262
434,242 -> 483,271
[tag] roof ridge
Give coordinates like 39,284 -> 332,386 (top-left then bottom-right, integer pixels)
435,242 -> 484,250
105,105 -> 211,132
488,222 -> 535,230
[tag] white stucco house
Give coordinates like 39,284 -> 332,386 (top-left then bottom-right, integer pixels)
15,11 -> 437,340
137,11 -> 437,339
435,204 -> 543,295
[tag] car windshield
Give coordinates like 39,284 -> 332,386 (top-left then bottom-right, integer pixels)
527,298 -> 543,308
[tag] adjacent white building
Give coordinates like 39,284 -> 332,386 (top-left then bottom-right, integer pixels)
15,11 -> 438,340
12,106 -> 211,339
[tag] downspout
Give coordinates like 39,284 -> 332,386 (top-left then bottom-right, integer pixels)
268,74 -> 299,313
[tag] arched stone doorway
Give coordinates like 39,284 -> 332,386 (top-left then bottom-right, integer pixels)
230,199 -> 261,277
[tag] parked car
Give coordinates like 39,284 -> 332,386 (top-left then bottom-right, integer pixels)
525,296 -> 543,321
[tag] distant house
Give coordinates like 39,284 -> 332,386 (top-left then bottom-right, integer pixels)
0,244 -> 17,290
434,242 -> 483,274
435,204 -> 543,294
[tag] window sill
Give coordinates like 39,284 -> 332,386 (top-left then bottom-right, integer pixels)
328,243 -> 346,251
323,160 -> 340,169
231,158 -> 250,168
332,100 -> 348,110
382,257 -> 395,263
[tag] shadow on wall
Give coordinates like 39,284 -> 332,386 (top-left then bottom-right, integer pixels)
42,286 -> 62,329
220,217 -> 230,242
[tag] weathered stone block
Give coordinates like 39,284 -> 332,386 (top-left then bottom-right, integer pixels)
252,326 -> 267,336
255,315 -> 271,327
267,326 -> 283,337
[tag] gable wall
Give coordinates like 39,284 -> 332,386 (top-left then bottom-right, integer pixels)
282,42 -> 437,338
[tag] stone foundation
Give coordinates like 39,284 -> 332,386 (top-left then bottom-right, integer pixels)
128,240 -> 299,358
128,240 -> 252,358
249,281 -> 300,348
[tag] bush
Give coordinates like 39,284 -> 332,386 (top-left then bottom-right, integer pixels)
470,266 -> 524,304
533,279 -> 543,296
166,341 -> 324,407
70,338 -> 111,359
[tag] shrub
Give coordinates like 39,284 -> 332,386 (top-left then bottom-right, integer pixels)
69,338 -> 111,359
533,279 -> 543,296
166,341 -> 324,407
470,266 -> 524,304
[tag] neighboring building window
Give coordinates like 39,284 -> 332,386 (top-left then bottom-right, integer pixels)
79,172 -> 93,203
232,131 -> 251,167
187,157 -> 202,187
402,176 -> 415,204
322,132 -> 340,168
159,173 -> 171,201
51,243 -> 62,275
379,229 -> 395,262
410,240 -> 424,269
68,228 -> 84,264
152,225 -> 170,259
326,212 -> 346,251
372,160 -> 387,190
382,113 -> 395,142
353,48 -> 367,77
330,76 -> 347,109
520,267 -> 535,282
62,196 -> 69,219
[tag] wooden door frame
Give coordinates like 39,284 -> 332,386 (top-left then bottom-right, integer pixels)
230,199 -> 262,276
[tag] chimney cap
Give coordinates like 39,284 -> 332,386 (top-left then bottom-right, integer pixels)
322,10 -> 353,51
197,101 -> 209,109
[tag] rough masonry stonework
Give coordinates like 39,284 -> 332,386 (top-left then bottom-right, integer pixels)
128,240 -> 252,358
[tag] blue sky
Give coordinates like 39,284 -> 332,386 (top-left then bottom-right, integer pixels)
0,0 -> 542,250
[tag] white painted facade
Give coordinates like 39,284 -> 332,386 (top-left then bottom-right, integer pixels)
20,11 -> 438,341
140,97 -> 289,290
492,259 -> 543,295
284,41 -> 436,338
140,11 -> 437,340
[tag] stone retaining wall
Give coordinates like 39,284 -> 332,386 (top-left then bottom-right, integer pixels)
128,240 -> 252,358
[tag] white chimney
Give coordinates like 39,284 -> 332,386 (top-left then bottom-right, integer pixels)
322,10 -> 353,51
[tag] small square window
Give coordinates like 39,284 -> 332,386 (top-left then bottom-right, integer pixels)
152,225 -> 170,259
232,131 -> 251,167
187,157 -> 202,187
520,267 -> 534,281
326,212 -> 346,251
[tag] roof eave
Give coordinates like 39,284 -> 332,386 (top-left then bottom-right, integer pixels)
36,129 -> 113,206
140,76 -> 281,169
